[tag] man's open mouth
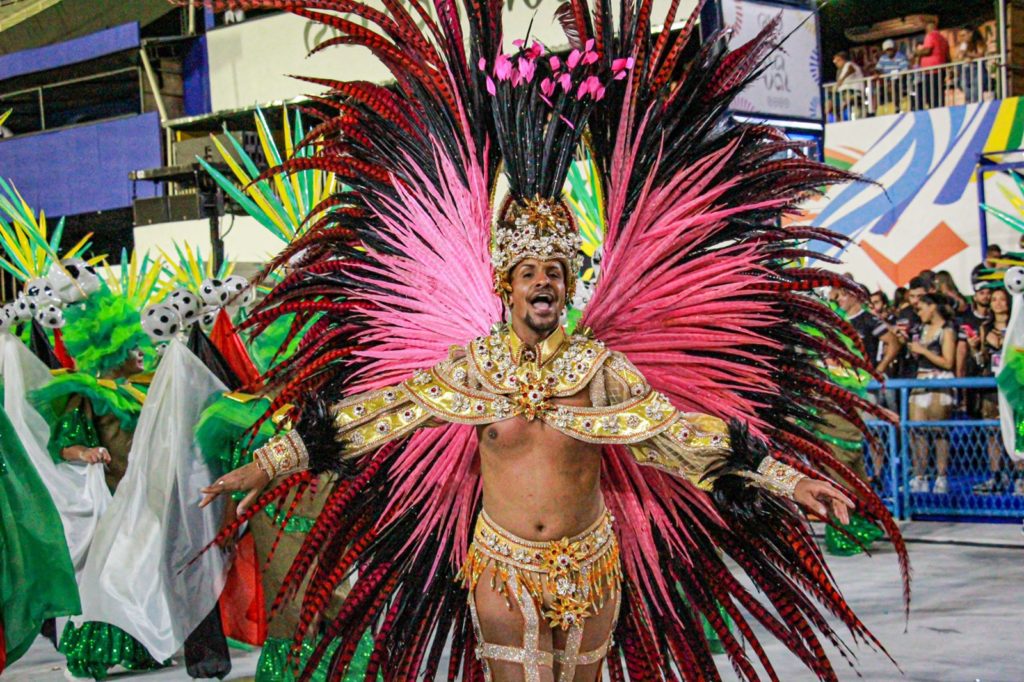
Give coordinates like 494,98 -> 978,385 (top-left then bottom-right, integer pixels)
529,291 -> 555,314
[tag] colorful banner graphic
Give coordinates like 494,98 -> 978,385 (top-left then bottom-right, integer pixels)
801,97 -> 1024,291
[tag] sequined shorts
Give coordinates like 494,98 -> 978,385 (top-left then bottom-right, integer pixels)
460,508 -> 622,681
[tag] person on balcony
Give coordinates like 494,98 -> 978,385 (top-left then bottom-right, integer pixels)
833,51 -> 865,119
914,20 -> 951,109
876,39 -> 910,111
908,294 -> 957,494
957,27 -> 992,102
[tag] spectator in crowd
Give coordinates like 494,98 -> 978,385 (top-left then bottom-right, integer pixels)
877,39 -> 910,75
833,51 -> 865,119
914,20 -> 951,108
936,270 -> 969,315
836,288 -> 900,375
893,286 -> 908,311
869,290 -> 891,320
956,277 -> 993,415
957,26 -> 991,101
891,276 -> 927,381
908,294 -> 957,494
876,38 -> 910,109
972,289 -> 1024,494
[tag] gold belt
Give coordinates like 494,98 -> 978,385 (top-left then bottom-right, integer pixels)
460,508 -> 621,630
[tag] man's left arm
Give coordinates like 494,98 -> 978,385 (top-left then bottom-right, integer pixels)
599,352 -> 853,520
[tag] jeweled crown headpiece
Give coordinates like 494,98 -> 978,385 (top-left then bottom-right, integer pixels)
492,196 -> 582,301
478,37 -> 628,304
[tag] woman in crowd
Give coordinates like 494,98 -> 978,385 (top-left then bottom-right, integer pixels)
973,288 -> 1024,494
908,294 -> 958,494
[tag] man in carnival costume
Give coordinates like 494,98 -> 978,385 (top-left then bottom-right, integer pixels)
199,0 -> 909,679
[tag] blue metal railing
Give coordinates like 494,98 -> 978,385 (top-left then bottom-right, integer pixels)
862,377 -> 1023,521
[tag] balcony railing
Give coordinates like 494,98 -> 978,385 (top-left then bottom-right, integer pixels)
823,56 -> 1004,121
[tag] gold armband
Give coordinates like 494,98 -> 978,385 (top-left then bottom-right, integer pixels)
253,431 -> 309,479
755,457 -> 806,500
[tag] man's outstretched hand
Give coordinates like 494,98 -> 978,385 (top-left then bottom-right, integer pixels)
794,477 -> 854,526
199,461 -> 271,515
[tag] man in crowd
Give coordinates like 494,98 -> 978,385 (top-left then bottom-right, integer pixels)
833,51 -> 865,119
957,276 -> 993,416
838,288 -> 900,376
876,39 -> 910,109
914,20 -> 951,108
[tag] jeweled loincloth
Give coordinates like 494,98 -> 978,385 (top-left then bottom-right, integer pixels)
460,507 -> 621,631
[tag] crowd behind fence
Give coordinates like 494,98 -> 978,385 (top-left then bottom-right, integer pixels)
864,377 -> 1023,521
823,56 -> 1003,121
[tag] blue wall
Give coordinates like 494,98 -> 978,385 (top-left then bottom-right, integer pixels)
0,23 -> 140,81
0,112 -> 162,216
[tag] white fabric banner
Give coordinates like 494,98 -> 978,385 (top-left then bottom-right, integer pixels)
0,333 -> 111,575
72,339 -> 229,661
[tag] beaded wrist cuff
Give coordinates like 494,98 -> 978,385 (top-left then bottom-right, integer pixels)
253,431 -> 309,479
755,457 -> 806,500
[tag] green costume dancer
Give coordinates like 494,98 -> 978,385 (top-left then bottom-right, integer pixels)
0,396 -> 80,667
30,290 -> 162,679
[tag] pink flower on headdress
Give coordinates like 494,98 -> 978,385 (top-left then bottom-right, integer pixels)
513,38 -> 525,48
494,54 -> 513,81
612,57 -> 635,80
527,41 -> 546,59
593,84 -> 606,101
540,77 -> 556,97
585,38 -> 596,52
478,57 -> 487,71
583,51 -> 599,65
486,76 -> 496,95
577,75 -> 602,99
567,49 -> 582,69
549,55 -> 561,71
518,57 -> 536,83
558,72 -> 573,92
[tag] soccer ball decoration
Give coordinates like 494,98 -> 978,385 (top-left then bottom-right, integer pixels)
1005,266 -> 1024,296
24,277 -> 61,306
166,288 -> 202,326
141,304 -> 182,342
0,304 -> 16,332
48,258 -> 101,303
12,295 -> 37,321
199,306 -> 220,327
200,278 -> 230,307
35,304 -> 65,329
222,275 -> 254,308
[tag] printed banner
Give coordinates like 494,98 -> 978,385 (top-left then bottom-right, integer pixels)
800,97 -> 1024,291
721,0 -> 822,120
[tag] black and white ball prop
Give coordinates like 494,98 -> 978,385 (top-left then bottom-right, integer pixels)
0,304 -> 16,332
1005,266 -> 1024,296
24,277 -> 61,306
12,295 -> 36,321
200,278 -> 230,307
166,288 -> 202,326
199,305 -> 220,327
49,258 -> 101,303
141,304 -> 182,342
35,304 -> 65,329
222,274 -> 254,308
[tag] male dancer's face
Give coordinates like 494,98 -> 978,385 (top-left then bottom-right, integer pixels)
508,257 -> 567,342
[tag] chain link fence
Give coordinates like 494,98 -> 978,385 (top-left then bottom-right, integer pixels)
864,377 -> 1024,521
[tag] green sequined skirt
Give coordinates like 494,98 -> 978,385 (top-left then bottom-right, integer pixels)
825,513 -> 885,556
60,621 -> 166,680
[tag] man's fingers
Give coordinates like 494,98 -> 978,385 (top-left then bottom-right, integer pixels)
237,488 -> 261,517
832,497 -> 851,525
198,491 -> 219,509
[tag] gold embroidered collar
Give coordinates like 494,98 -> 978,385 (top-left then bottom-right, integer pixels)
507,325 -> 568,366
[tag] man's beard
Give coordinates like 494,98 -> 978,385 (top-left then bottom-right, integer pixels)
524,310 -> 559,335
